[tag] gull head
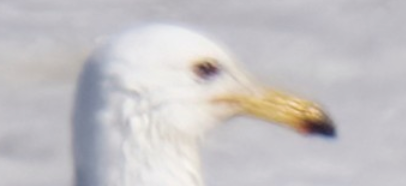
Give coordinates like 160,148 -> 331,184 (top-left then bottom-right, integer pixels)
98,24 -> 335,138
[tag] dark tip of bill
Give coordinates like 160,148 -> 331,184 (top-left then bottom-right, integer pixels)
306,120 -> 336,138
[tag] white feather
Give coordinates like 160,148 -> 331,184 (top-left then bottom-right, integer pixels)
73,24 -> 256,186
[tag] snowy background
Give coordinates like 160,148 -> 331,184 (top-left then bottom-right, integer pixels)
1,0 -> 405,186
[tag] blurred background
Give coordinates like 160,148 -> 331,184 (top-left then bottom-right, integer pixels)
1,0 -> 406,186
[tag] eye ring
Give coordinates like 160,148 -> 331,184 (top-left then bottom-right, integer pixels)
192,59 -> 220,80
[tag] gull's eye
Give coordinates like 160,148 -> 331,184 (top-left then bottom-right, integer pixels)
193,59 -> 220,80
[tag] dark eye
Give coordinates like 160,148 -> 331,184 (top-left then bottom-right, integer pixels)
193,60 -> 220,79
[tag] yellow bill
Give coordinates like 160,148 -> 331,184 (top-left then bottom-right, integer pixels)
216,89 -> 335,137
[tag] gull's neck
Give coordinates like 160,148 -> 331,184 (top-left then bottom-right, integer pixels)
122,111 -> 204,186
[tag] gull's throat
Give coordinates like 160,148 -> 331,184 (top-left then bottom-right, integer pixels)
122,112 -> 204,186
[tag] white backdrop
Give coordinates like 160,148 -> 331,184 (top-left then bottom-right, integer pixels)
1,0 -> 405,186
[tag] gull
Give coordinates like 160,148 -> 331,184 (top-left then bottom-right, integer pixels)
72,24 -> 335,186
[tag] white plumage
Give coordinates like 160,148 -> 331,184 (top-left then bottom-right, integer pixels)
73,24 -> 334,186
